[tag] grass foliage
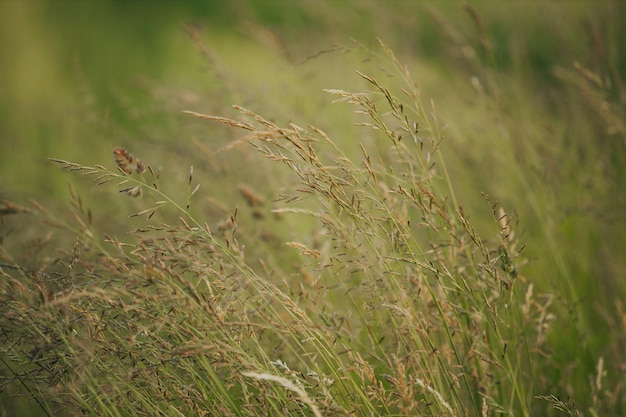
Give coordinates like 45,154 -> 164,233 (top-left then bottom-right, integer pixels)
1,3 -> 625,416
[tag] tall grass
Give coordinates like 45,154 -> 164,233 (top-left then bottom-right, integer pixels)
0,39 -> 609,417
2,6 -> 625,415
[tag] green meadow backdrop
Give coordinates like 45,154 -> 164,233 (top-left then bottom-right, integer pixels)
1,1 -> 625,416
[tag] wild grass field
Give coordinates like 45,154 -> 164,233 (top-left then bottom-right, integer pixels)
1,1 -> 625,416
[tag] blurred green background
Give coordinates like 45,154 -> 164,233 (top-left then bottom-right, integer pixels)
1,0 -> 625,415
2,0 -> 622,201
1,0 -> 621,224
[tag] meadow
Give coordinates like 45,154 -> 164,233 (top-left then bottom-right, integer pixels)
1,1 -> 625,416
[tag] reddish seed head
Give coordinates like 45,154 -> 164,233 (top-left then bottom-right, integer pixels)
113,147 -> 145,174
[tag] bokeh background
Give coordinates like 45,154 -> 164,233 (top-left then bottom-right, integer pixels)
1,1 -> 625,415
2,1 -> 623,235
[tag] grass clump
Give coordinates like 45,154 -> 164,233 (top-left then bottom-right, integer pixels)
0,36 -> 623,417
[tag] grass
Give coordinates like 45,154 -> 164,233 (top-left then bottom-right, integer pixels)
1,2 -> 625,416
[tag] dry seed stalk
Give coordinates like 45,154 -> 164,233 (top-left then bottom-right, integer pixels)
0,200 -> 30,215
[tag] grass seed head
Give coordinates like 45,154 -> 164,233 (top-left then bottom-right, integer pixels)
113,147 -> 145,174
